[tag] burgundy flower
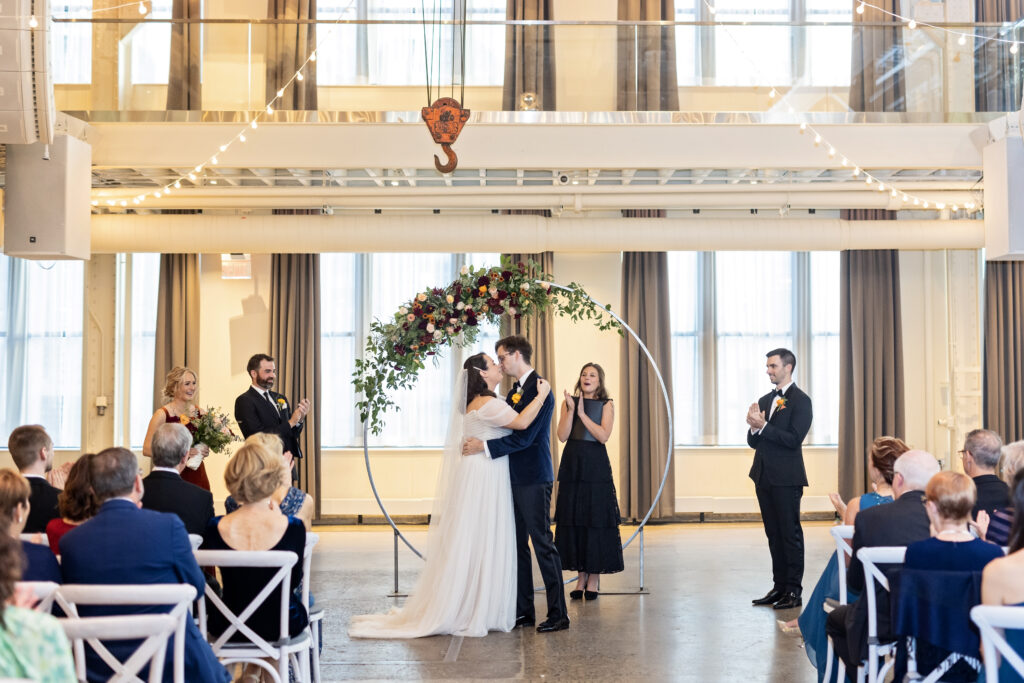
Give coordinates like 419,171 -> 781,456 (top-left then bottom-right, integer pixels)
418,320 -> 428,330
466,315 -> 478,326
492,304 -> 505,314
454,283 -> 463,297
501,270 -> 513,280
518,262 -> 526,271
432,287 -> 444,296
477,275 -> 490,287
497,290 -> 508,300
514,313 -> 522,320
487,297 -> 499,307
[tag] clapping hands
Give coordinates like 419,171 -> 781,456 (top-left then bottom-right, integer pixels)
291,398 -> 311,425
746,403 -> 766,430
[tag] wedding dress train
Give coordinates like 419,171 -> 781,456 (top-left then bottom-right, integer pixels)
348,396 -> 518,638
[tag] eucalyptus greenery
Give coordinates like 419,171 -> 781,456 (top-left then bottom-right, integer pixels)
354,257 -> 620,435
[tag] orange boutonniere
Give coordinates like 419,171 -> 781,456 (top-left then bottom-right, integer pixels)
775,397 -> 787,411
512,392 -> 522,405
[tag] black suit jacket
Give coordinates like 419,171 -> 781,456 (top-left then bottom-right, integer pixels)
25,476 -> 60,534
141,470 -> 215,536
972,474 -> 1010,518
746,384 -> 812,487
844,490 -> 932,662
234,386 -> 304,458
485,371 -> 556,486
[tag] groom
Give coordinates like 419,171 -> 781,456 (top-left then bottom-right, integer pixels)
462,335 -> 569,633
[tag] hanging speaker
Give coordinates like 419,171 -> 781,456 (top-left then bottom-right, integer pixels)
0,0 -> 53,144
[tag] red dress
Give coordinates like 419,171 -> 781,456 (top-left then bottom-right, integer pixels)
45,517 -> 80,555
161,406 -> 211,491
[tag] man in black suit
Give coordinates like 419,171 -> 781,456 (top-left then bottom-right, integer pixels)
825,449 -> 939,674
462,335 -> 568,633
747,348 -> 813,610
8,424 -> 60,533
960,428 -> 1010,518
234,353 -> 309,468
141,422 -> 215,535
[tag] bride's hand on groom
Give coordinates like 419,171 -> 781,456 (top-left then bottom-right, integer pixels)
536,378 -> 551,399
462,437 -> 484,456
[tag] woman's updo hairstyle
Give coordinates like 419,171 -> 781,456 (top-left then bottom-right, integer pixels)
464,353 -> 496,406
224,440 -> 287,505
162,366 -> 197,401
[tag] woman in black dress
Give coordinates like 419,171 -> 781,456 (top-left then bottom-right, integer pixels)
554,362 -> 623,600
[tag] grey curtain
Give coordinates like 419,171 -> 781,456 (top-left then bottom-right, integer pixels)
270,254 -> 321,511
500,250 -> 558,492
617,0 -> 679,111
849,0 -> 906,112
620,250 -> 675,520
984,261 -> 1024,441
838,227 -> 905,501
503,0 -> 556,111
153,254 -> 201,410
974,0 -> 1024,112
266,0 -> 318,110
167,0 -> 201,110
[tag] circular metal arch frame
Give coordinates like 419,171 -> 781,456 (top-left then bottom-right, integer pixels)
362,281 -> 674,561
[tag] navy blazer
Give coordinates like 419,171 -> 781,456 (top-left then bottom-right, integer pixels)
235,386 -> 304,459
746,384 -> 812,487
485,371 -> 556,486
60,499 -> 229,683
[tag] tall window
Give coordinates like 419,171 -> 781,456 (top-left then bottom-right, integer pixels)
129,253 -> 160,448
129,0 -> 173,85
320,252 -> 499,448
0,256 -> 84,448
668,251 -> 839,446
51,1 -> 92,84
711,0 -> 791,86
316,0 -> 505,86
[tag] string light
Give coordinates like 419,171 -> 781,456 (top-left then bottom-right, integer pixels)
211,155 -> 218,165
239,133 -> 246,142
799,122 -> 807,134
28,15 -> 37,27
856,2 -> 865,14
296,72 -> 304,81
827,145 -> 836,158
907,19 -> 916,29
251,120 -> 259,129
769,88 -> 777,99
219,144 -> 227,152
188,173 -> 196,181
1012,43 -> 1020,55
266,105 -> 274,115
309,51 -> 317,62
154,191 -> 161,198
813,132 -> 822,146
174,181 -> 181,189
276,89 -> 284,98
138,1 -> 147,14
958,34 -> 967,46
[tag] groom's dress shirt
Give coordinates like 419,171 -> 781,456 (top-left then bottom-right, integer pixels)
753,380 -> 794,434
482,369 -> 534,460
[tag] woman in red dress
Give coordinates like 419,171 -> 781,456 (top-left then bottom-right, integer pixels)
143,366 -> 211,490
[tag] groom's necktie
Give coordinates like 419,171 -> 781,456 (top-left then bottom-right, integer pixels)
264,391 -> 277,410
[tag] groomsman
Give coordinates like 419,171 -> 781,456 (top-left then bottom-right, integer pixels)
746,348 -> 813,611
234,353 -> 309,473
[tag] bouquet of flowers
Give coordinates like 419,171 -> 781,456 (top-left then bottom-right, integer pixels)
179,406 -> 239,469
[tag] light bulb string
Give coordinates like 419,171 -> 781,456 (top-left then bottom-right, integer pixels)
126,0 -> 357,204
700,0 -> 983,213
856,0 -> 1020,47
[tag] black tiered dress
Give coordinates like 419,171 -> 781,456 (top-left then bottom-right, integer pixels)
553,398 -> 624,574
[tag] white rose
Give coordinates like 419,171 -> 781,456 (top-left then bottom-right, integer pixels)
460,265 -> 469,275
426,323 -> 435,333
399,306 -> 408,315
433,329 -> 443,339
446,295 -> 454,304
446,326 -> 455,334
456,301 -> 466,310
449,317 -> 457,324
488,286 -> 498,297
508,306 -> 516,315
521,282 -> 530,291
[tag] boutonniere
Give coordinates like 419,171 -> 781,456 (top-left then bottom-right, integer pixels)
775,397 -> 787,411
277,398 -> 287,409
511,392 -> 522,405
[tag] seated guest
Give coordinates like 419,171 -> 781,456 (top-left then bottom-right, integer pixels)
142,423 -> 215,536
961,429 -> 1010,518
8,425 -> 60,533
202,439 -> 308,644
45,455 -> 96,555
0,469 -> 60,584
0,534 -> 76,681
224,433 -> 312,530
902,471 -> 1003,680
979,440 -> 1024,546
794,436 -> 908,680
982,469 -> 1024,683
60,447 -> 229,683
826,450 -> 940,676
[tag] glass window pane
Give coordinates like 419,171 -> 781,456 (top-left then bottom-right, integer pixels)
52,1 -> 93,84
805,1 -> 852,86
668,252 -> 700,445
129,253 -> 160,448
712,0 -> 791,86
320,253 -> 357,448
674,0 -> 699,87
810,251 -> 840,444
129,0 -> 173,85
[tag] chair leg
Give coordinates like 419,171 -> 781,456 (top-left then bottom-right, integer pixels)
824,637 -> 834,683
837,659 -> 846,683
311,621 -> 321,683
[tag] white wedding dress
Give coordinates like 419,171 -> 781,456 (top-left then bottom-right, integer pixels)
349,392 -> 518,638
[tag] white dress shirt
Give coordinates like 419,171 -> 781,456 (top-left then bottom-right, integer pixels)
752,380 -> 795,435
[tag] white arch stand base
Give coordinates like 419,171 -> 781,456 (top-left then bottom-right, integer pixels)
362,281 -> 672,598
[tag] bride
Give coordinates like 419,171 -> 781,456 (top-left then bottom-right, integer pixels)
348,352 -> 552,638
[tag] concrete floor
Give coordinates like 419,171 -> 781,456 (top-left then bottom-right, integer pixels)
308,521 -> 834,682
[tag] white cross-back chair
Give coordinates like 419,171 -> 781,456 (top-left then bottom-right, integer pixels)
302,532 -> 322,683
971,605 -> 1024,683
194,549 -> 311,683
15,580 -> 62,613
57,584 -> 197,683
856,546 -> 906,683
188,534 -> 203,552
19,532 -> 45,545
59,614 -> 178,683
822,525 -> 854,683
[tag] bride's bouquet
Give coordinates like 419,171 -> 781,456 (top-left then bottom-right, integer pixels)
179,406 -> 239,469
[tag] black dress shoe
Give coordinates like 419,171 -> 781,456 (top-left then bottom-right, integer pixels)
514,615 -> 535,629
772,592 -> 802,610
569,590 -> 583,601
536,617 -> 570,633
584,590 -> 599,601
752,589 -> 784,606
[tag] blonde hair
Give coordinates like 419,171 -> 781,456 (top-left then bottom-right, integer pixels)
224,440 -> 286,505
999,440 -> 1024,485
925,471 -> 976,522
162,366 -> 197,401
245,432 -> 284,458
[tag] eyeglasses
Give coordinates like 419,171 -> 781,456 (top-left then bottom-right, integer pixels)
958,449 -> 968,458
496,353 -> 509,363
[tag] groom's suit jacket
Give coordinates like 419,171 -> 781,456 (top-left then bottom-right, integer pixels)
235,386 -> 304,459
485,371 -> 555,486
746,384 -> 812,487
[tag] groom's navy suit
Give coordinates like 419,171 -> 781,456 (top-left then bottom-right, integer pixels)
485,370 -> 567,623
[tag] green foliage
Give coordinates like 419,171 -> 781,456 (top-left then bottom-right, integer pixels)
353,257 -> 621,434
